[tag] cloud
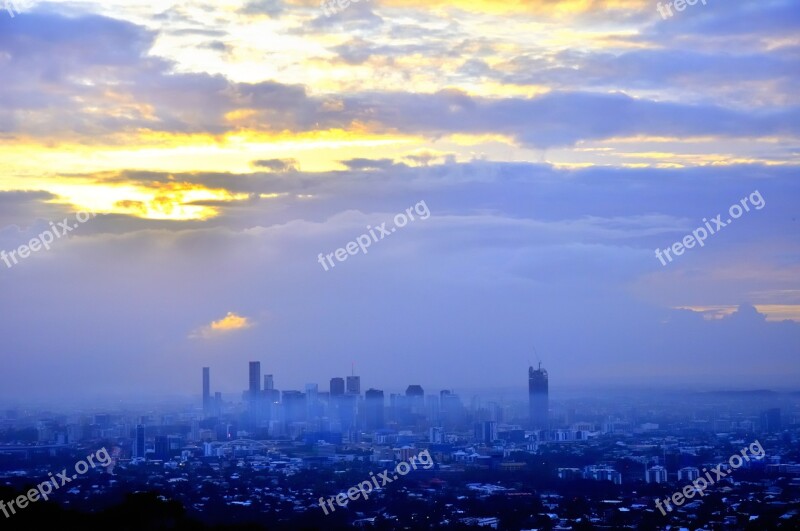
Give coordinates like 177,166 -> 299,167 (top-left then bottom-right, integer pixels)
251,158 -> 299,172
190,312 -> 254,339
240,0 -> 285,18
3,13 -> 799,148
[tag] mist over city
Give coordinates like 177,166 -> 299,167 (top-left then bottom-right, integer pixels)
1,0 -> 799,529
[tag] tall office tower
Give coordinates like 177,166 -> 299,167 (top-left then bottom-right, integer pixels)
262,376 -> 279,427
406,385 -> 425,414
134,424 -> 146,459
214,392 -> 222,417
306,383 -> 321,421
154,436 -> 172,461
440,390 -> 465,427
529,362 -> 549,431
330,377 -> 345,396
202,367 -> 211,416
364,389 -> 385,430
346,375 -> 361,395
337,393 -> 357,432
426,394 -> 440,424
282,390 -> 307,424
249,362 -> 261,398
247,362 -> 262,428
760,408 -> 781,433
406,385 -> 424,397
474,420 -> 497,444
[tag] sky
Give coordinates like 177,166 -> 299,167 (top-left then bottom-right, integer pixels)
0,0 -> 798,403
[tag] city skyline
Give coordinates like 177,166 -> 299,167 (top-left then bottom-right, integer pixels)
1,1 -> 799,404
1,0 -> 798,528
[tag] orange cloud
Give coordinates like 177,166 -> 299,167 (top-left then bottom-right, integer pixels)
190,312 -> 254,339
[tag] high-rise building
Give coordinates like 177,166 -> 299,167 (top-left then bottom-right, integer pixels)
262,376 -> 279,428
335,394 -> 357,433
760,408 -> 781,433
154,435 -> 173,461
678,467 -> 701,481
214,392 -> 222,417
430,426 -> 445,443
134,424 -> 146,459
330,377 -> 345,396
406,385 -> 425,415
155,435 -> 167,459
249,362 -> 261,398
529,363 -> 549,431
646,465 -> 668,484
247,362 -> 262,428
440,390 -> 465,427
282,390 -> 307,424
346,375 -> 361,395
407,385 -> 424,396
364,389 -> 385,430
202,367 -> 211,416
306,383 -> 321,421
474,421 -> 497,444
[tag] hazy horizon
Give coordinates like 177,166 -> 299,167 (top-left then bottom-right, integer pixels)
1,0 -> 798,403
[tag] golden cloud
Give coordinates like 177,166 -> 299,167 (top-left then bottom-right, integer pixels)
190,312 -> 254,339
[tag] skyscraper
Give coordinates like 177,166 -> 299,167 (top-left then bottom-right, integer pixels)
262,375 -> 279,426
282,390 -> 307,424
134,424 -> 146,459
214,392 -> 222,417
760,408 -> 781,433
248,362 -> 262,428
249,361 -> 261,398
306,383 -> 321,420
202,367 -> 211,416
330,377 -> 345,396
364,388 -> 385,430
529,362 -> 549,431
346,375 -> 361,395
474,421 -> 497,444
